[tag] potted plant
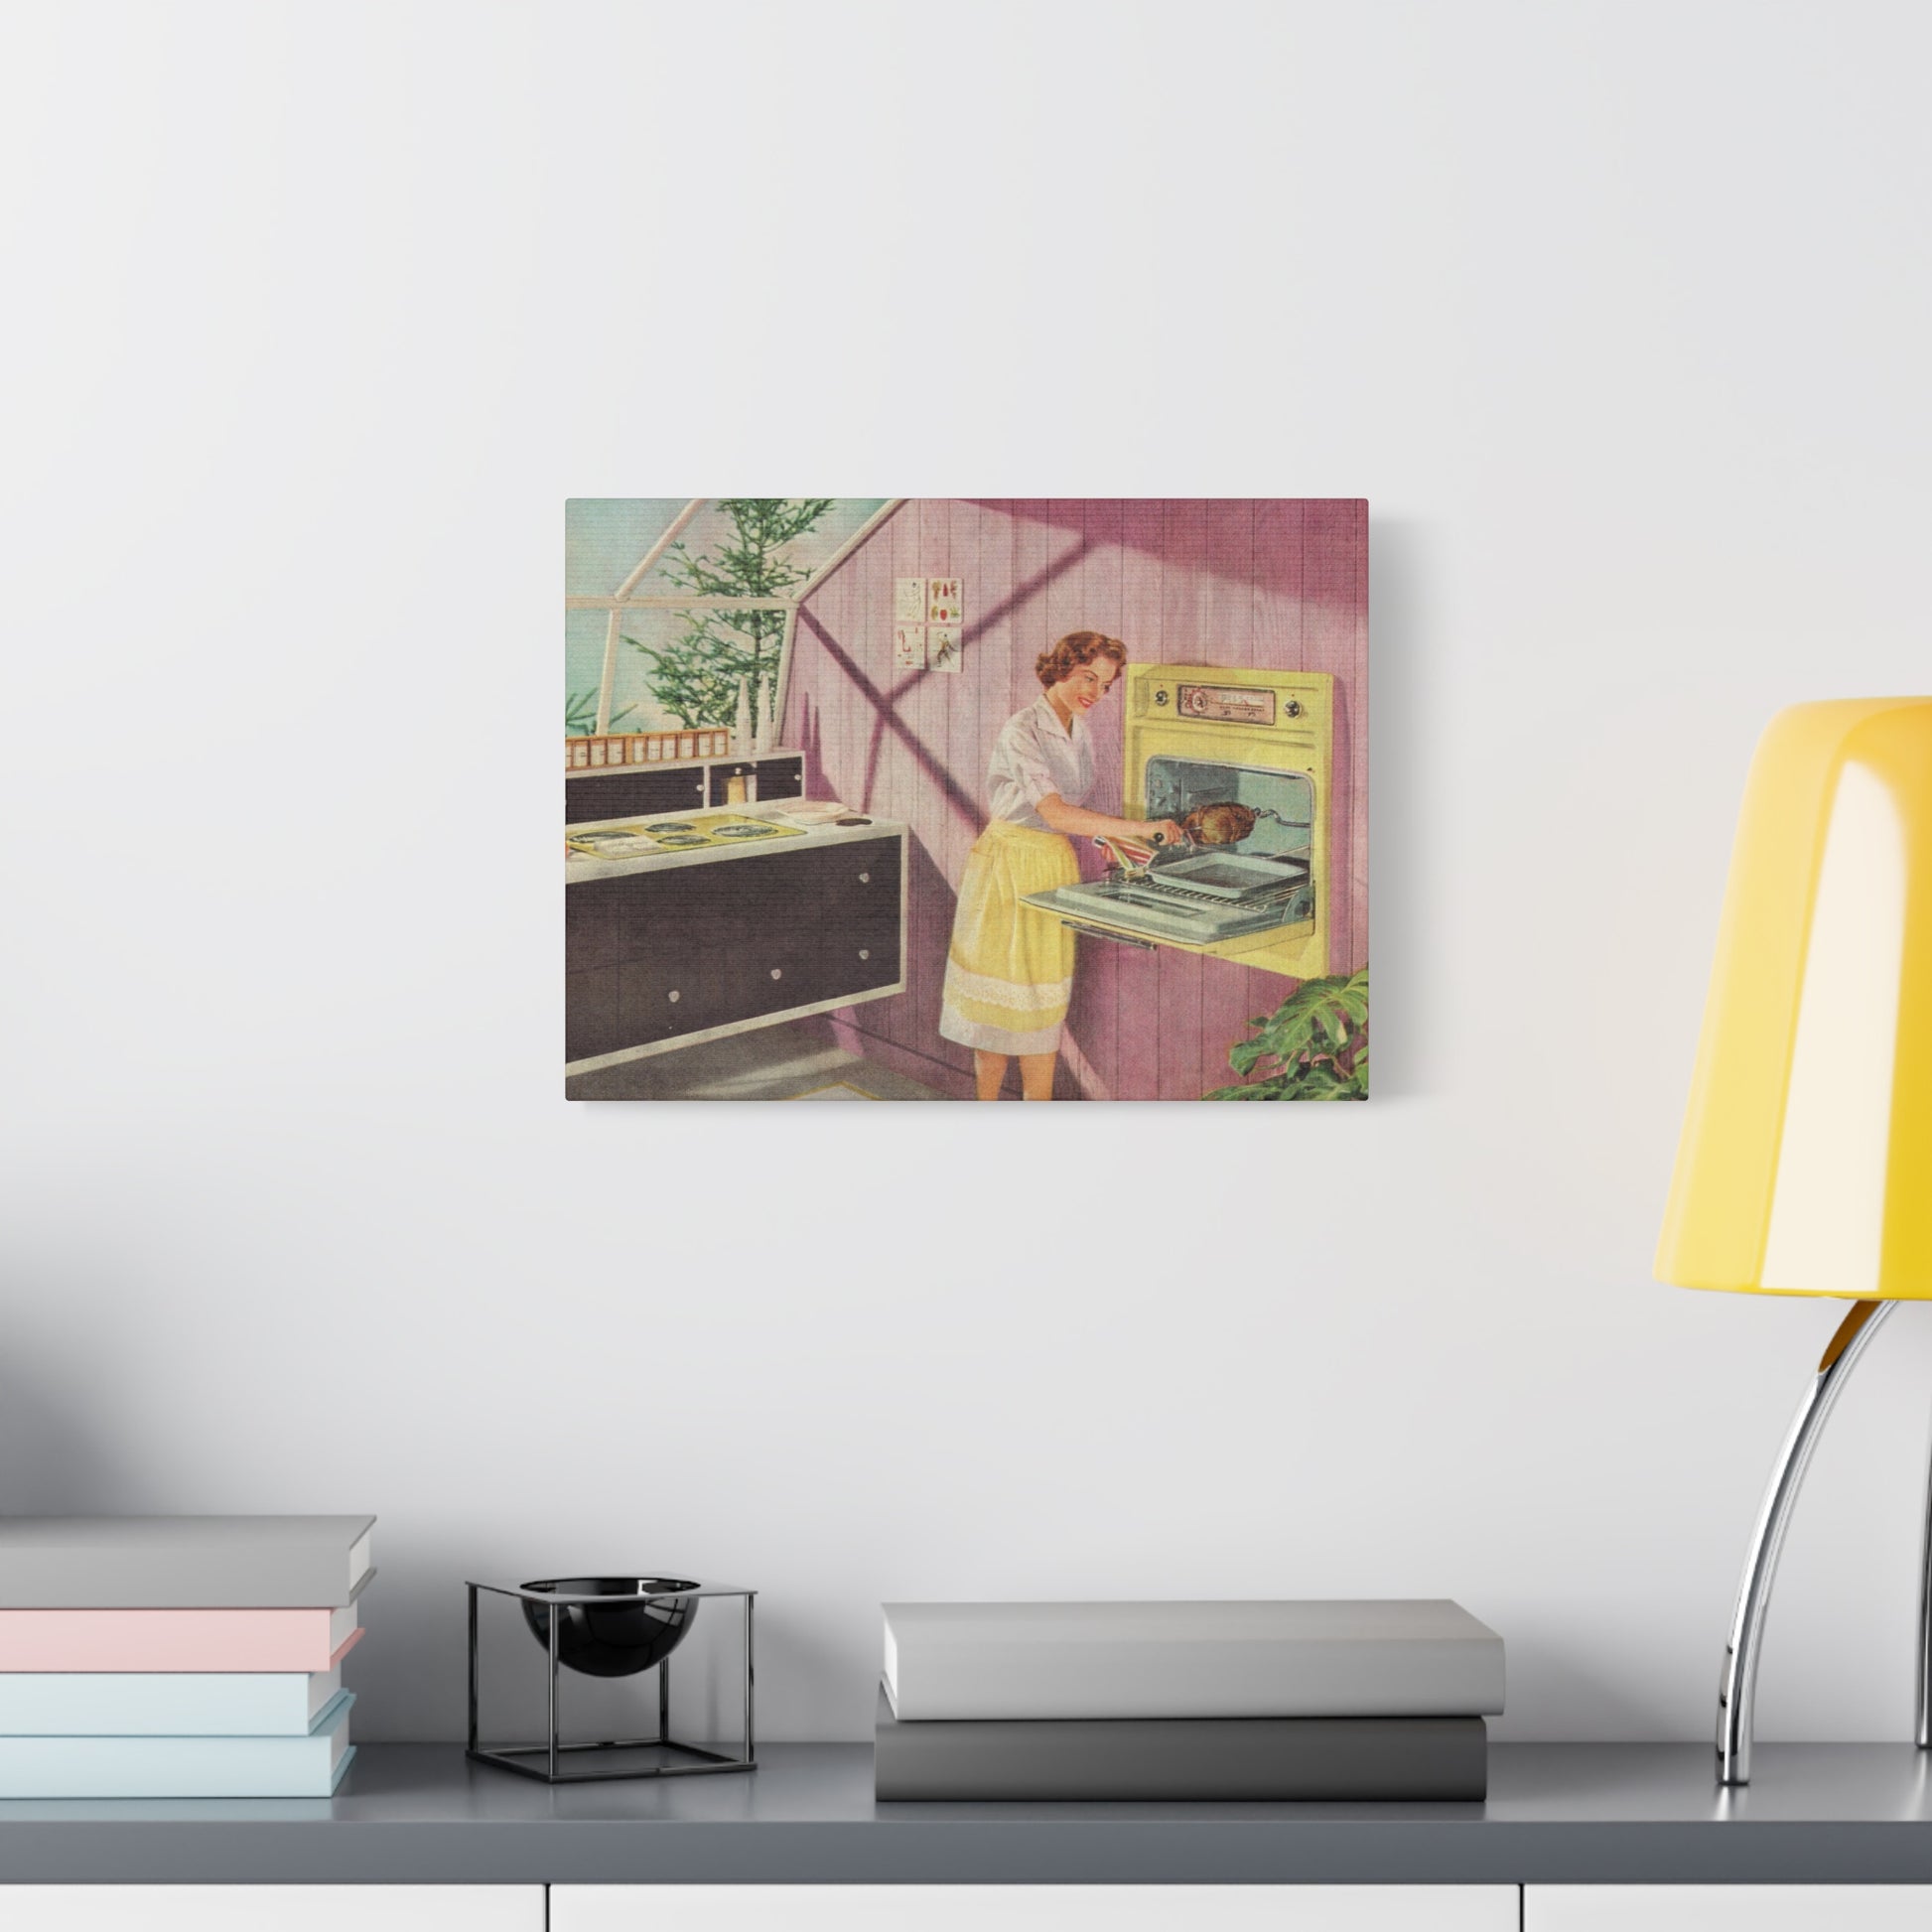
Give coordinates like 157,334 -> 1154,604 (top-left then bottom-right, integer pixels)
1204,968 -> 1369,1101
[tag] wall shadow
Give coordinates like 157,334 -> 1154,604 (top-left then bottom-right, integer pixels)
1364,515 -> 1437,1100
0,1342 -> 129,1512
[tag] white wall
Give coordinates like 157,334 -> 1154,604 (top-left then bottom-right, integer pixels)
3,0 -> 1930,1745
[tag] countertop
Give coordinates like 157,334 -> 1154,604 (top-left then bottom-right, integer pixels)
6,1743 -> 1932,1884
565,810 -> 906,886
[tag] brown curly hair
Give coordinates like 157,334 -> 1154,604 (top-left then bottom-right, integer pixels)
1035,629 -> 1128,691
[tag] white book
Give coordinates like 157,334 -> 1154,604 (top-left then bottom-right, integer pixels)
881,1599 -> 1506,1721
0,1665 -> 342,1735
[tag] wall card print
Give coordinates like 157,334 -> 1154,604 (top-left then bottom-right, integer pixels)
564,498 -> 1368,1101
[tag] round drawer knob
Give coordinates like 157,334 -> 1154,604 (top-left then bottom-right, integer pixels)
858,949 -> 871,961
858,871 -> 870,884
769,967 -> 782,981
667,990 -> 680,1003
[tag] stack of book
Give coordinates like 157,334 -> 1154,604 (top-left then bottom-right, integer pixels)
0,1515 -> 374,1797
875,1599 -> 1504,1801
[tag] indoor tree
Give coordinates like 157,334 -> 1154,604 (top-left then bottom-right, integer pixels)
623,498 -> 834,729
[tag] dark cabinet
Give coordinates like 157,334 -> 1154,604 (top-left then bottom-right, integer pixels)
565,768 -> 705,826
707,756 -> 804,806
815,846 -> 900,995
566,755 -> 807,824
564,835 -> 904,1065
618,861 -> 737,1045
564,965 -> 627,1062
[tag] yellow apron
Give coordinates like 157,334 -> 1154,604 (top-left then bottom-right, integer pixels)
938,820 -> 1080,1056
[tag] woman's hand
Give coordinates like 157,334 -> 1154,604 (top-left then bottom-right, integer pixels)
1140,819 -> 1186,848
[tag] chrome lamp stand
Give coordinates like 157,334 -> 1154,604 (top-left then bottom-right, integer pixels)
1717,1299 -> 1930,1783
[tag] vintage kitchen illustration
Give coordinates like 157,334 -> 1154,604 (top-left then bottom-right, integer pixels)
565,499 -> 1368,1101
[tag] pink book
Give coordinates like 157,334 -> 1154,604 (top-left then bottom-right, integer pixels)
0,1603 -> 361,1673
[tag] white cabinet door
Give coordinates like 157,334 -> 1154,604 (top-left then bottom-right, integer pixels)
553,1884 -> 1518,1931
1528,1885 -> 1932,1930
0,1886 -> 543,1930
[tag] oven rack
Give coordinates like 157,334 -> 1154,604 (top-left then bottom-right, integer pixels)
1140,879 -> 1308,909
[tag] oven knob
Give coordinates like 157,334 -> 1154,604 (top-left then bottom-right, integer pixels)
1154,688 -> 1169,706
1285,699 -> 1303,718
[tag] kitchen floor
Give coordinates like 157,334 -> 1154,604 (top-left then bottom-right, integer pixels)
565,1022 -> 945,1102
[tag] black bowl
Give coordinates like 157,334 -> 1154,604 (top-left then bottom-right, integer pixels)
519,1577 -> 700,1679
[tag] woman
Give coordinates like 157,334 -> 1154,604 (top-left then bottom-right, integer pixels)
939,630 -> 1184,1100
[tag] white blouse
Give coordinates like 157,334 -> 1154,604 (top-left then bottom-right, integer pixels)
986,695 -> 1095,831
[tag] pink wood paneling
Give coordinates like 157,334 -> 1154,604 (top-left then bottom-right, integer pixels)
1062,498 -> 1126,1099
1156,500 -> 1210,1100
1000,502 -> 1058,1101
1197,500 -> 1259,1097
1112,498 -> 1168,1103
786,499 -> 1368,1102
1044,503 -> 1100,1097
902,503 -> 946,1057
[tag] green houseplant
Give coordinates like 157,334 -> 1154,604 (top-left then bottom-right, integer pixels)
623,497 -> 833,730
1204,968 -> 1369,1101
566,690 -> 634,738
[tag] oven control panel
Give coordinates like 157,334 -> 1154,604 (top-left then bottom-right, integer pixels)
1159,681 -> 1294,725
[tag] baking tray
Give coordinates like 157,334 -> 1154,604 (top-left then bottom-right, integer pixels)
1148,850 -> 1310,901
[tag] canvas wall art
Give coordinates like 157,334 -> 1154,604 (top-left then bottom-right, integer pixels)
565,499 -> 1368,1102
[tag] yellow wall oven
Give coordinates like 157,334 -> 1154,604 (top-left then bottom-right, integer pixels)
1024,664 -> 1332,981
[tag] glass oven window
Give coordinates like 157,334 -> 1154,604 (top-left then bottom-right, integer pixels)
1143,757 -> 1313,856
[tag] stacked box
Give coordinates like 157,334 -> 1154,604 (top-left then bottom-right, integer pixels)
875,1599 -> 1504,1801
0,1516 -> 373,1797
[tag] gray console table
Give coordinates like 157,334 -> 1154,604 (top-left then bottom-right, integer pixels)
1,1743 -> 1931,1886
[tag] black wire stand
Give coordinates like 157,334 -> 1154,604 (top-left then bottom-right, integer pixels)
466,1579 -> 756,1784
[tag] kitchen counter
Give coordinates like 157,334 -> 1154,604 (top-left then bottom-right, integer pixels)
565,816 -> 908,1072
5,1743 -> 1932,1884
565,809 -> 908,885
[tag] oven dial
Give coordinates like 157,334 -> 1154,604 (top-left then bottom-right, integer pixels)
1285,699 -> 1303,718
1154,688 -> 1170,706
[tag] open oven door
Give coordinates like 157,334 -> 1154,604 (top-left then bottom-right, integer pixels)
1023,665 -> 1333,980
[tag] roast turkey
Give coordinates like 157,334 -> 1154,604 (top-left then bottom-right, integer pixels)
1178,801 -> 1259,846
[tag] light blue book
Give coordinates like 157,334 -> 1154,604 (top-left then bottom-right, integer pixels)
0,1665 -> 342,1735
0,1691 -> 353,1797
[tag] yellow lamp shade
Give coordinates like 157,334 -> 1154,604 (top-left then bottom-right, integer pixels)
1657,698 -> 1932,1299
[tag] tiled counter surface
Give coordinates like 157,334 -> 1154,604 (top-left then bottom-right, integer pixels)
565,814 -> 909,884
2,1744 -> 1932,1883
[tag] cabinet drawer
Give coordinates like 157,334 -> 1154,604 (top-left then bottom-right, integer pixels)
553,1884 -> 1517,1932
824,928 -> 899,997
1528,1886 -> 1932,1930
566,873 -> 660,971
0,1885 -> 543,1930
566,768 -> 706,825
565,965 -> 627,1062
707,757 -> 804,806
754,755 -> 804,800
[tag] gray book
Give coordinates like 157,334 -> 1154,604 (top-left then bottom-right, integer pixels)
874,1688 -> 1487,1801
882,1599 -> 1505,1721
0,1517 -> 376,1608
